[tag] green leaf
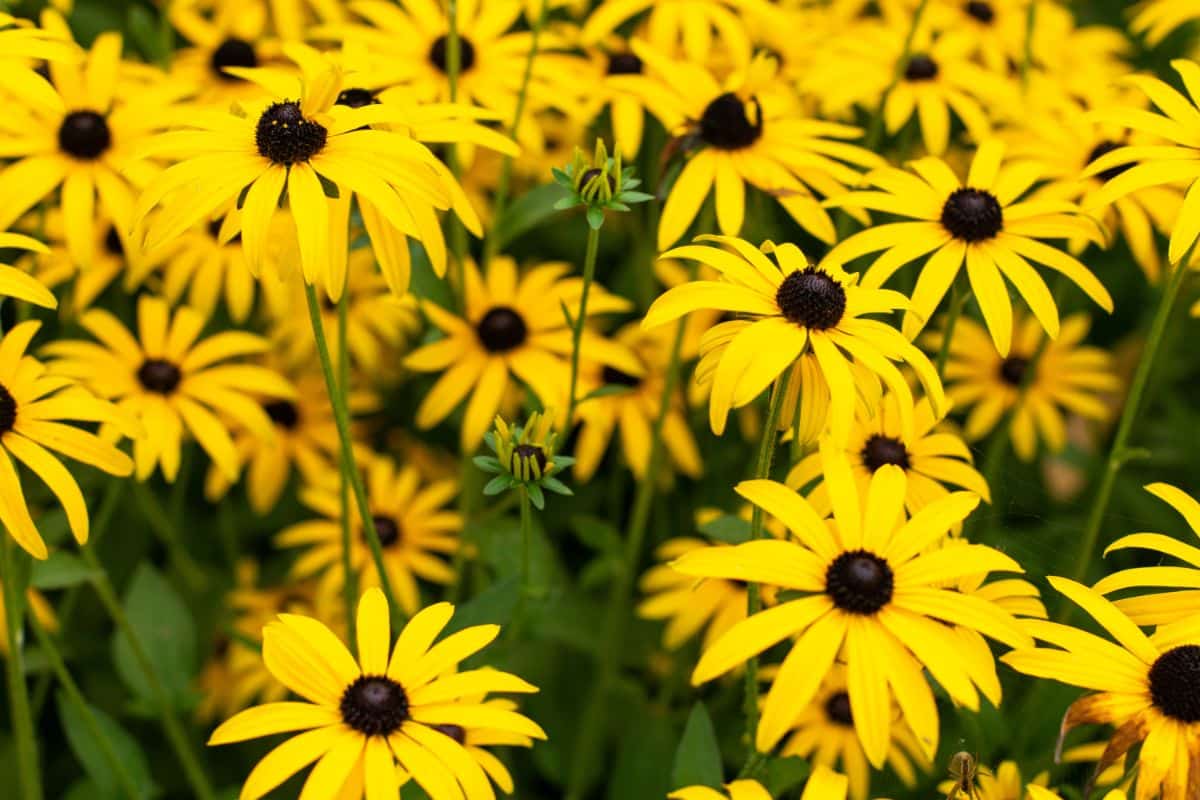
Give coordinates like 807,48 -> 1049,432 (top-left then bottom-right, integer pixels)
494,183 -> 572,248
31,552 -> 97,590
764,755 -> 810,796
569,516 -> 622,555
608,710 -> 676,800
472,455 -> 502,473
671,702 -> 724,790
483,475 -> 513,496
699,514 -> 752,545
57,691 -> 156,799
527,482 -> 546,510
111,565 -> 197,710
444,577 -> 521,635
587,206 -> 606,230
542,476 -> 573,496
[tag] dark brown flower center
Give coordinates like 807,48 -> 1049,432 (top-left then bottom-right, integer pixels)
941,188 -> 1003,242
606,52 -> 643,75
824,691 -> 854,726
965,1 -> 994,23
59,110 -> 112,160
335,88 -> 378,109
1149,645 -> 1200,723
861,434 -> 910,471
515,444 -> 547,472
429,35 -> 476,73
998,355 -> 1029,387
339,675 -> 409,735
1087,140 -> 1134,183
602,366 -> 641,388
104,226 -> 124,257
904,54 -> 939,81
826,550 -> 894,614
137,358 -> 182,395
370,515 -> 401,548
431,723 -> 467,744
476,306 -> 527,353
264,400 -> 299,430
699,92 -> 762,150
776,268 -> 847,330
0,384 -> 17,435
255,101 -> 327,165
210,37 -> 258,80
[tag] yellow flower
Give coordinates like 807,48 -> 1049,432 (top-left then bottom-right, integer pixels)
43,295 -> 294,483
775,665 -> 930,800
167,0 -> 286,106
580,0 -> 755,69
0,232 -> 56,310
204,369 -> 340,515
936,759 -> 1056,800
404,256 -> 637,449
787,391 -> 990,519
672,444 -> 1029,765
1129,0 -> 1200,46
573,323 -> 701,481
131,55 -> 464,296
617,47 -> 882,250
670,766 -> 852,800
1084,59 -> 1200,265
1093,483 -> 1200,627
0,321 -> 133,558
928,313 -> 1119,461
825,139 -> 1112,355
277,453 -> 462,615
0,14 -> 182,270
209,587 -> 545,800
1003,578 -> 1200,800
638,537 -> 752,652
644,236 -> 943,441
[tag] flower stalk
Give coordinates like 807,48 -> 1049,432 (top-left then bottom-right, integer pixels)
303,283 -> 403,621
337,292 -> 358,650
2,535 -> 42,800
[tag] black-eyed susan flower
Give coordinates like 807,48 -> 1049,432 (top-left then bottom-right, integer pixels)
775,664 -> 930,800
131,56 -> 462,294
315,0 -> 586,150
477,411 -> 573,510
573,323 -> 701,482
149,213 -> 261,323
644,236 -> 944,442
0,232 -> 56,310
937,759 -> 1056,800
167,0 -> 284,105
925,0 -> 1037,74
617,48 -> 883,250
405,256 -> 638,449
0,321 -> 134,559
1093,483 -> 1200,627
672,444 -> 1031,765
0,14 -> 181,270
580,0 -> 756,69
578,40 -> 658,160
204,369 -> 340,514
278,453 -> 462,615
825,139 -> 1112,355
928,313 -> 1119,462
787,391 -> 989,519
1084,60 -> 1200,265
43,295 -> 294,483
1003,98 -> 1184,283
1003,578 -> 1200,800
209,587 -> 545,800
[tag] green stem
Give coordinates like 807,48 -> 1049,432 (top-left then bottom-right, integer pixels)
77,545 -> 215,800
337,292 -> 358,648
27,611 -> 141,800
304,284 -> 402,620
1064,262 -> 1189,595
739,369 -> 793,779
565,308 -> 690,800
31,477 -> 124,720
2,536 -> 42,800
863,0 -> 931,152
443,0 -> 468,310
480,0 -> 549,268
935,277 -> 969,380
566,225 -> 601,426
130,481 -> 205,589
1020,2 -> 1037,87
519,487 -> 533,597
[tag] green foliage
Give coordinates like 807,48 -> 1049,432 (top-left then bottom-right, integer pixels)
111,565 -> 197,712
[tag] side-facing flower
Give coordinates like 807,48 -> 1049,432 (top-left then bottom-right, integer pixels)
209,588 -> 546,800
0,321 -> 134,558
477,412 -> 573,510
644,236 -> 943,442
